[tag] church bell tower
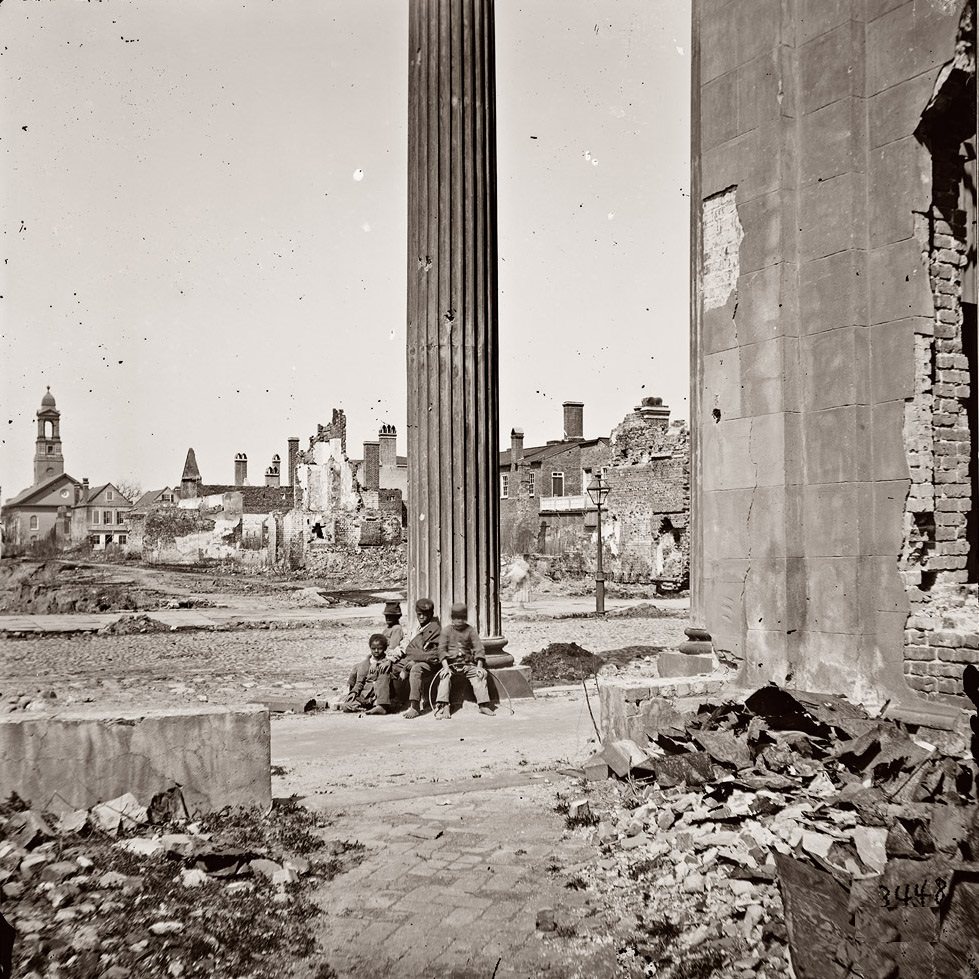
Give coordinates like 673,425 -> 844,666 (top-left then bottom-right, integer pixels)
34,387 -> 64,484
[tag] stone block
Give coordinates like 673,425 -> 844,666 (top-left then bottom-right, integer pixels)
736,263 -> 798,345
869,137 -> 931,246
798,0 -> 852,45
869,72 -> 941,148
738,191 -> 785,273
802,406 -> 859,484
703,348 -> 743,421
801,326 -> 863,411
703,417 -> 755,491
800,21 -> 865,114
744,561 -> 788,630
867,2 -> 959,96
737,54 -> 781,134
701,72 -> 739,152
657,651 -> 715,677
700,2 -> 739,84
0,706 -> 271,815
702,488 -> 753,559
747,486 -> 788,558
747,413 -> 787,487
806,557 -> 860,634
800,250 -> 868,334
800,173 -> 865,262
871,400 -> 910,481
800,98 -> 865,187
742,629 -> 790,686
740,338 -> 784,416
802,483 -> 860,557
870,319 -> 917,404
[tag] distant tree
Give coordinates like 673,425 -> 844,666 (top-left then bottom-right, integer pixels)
114,479 -> 143,503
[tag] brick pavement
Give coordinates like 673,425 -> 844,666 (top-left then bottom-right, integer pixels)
310,781 -> 620,978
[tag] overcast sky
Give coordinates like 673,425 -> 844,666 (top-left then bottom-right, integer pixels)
1,0 -> 691,495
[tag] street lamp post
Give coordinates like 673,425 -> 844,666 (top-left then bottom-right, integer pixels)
586,473 -> 611,616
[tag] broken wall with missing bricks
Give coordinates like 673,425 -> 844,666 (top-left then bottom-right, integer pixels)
691,0 -> 977,711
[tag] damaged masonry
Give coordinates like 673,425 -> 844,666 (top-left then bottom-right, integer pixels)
1,1 -> 979,978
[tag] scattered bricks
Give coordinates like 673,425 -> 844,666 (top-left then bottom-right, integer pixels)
39,861 -> 80,884
652,752 -> 715,788
19,854 -> 51,879
249,859 -> 282,879
271,867 -> 299,886
601,740 -> 649,778
569,800 -> 592,822
408,824 -> 444,841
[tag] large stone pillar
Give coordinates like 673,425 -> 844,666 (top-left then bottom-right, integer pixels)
406,0 -> 507,658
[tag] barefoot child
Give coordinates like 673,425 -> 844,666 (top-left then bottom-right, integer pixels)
433,603 -> 494,719
340,634 -> 396,715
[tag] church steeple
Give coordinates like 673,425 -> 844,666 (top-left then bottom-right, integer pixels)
34,387 -> 64,484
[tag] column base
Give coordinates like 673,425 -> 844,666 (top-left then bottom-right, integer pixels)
482,636 -> 513,669
658,627 -> 717,677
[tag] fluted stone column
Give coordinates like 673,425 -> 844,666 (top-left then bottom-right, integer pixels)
406,0 -> 508,660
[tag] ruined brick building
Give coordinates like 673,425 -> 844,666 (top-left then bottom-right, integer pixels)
499,398 -> 691,585
126,409 -> 406,569
689,0 -> 977,715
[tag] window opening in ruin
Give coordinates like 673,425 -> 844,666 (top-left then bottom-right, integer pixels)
551,472 -> 564,497
500,473 -> 509,499
528,472 -> 536,497
29,515 -> 38,530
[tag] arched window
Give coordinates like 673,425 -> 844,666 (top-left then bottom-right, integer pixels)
29,515 -> 39,530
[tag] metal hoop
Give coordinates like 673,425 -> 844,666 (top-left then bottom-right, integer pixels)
426,667 -> 515,716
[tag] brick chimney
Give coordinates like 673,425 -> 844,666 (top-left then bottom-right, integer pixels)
378,424 -> 397,469
287,438 -> 299,487
81,477 -> 90,504
363,441 -> 380,491
234,453 -> 248,487
510,428 -> 524,470
563,401 -> 584,441
636,396 -> 671,429
265,454 -> 280,488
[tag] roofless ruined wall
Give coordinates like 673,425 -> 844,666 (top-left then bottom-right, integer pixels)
690,0 -> 976,712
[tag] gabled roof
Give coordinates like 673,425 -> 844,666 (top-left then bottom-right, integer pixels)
3,472 -> 80,509
499,437 -> 608,468
76,483 -> 133,509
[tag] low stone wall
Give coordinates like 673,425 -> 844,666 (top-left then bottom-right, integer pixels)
0,705 -> 271,815
598,675 -> 727,742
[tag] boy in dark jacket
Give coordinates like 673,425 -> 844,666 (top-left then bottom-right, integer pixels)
434,603 -> 494,719
390,597 -> 442,718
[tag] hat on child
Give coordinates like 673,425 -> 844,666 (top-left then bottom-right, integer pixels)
383,601 -> 403,617
449,602 -> 468,618
415,598 -> 435,613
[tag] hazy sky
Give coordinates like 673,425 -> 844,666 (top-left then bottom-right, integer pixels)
1,0 -> 691,495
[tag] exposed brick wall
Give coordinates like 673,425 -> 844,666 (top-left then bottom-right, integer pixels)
606,411 -> 690,584
901,61 -> 977,706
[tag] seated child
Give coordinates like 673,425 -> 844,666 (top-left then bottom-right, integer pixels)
434,603 -> 495,719
340,634 -> 395,715
390,597 -> 441,718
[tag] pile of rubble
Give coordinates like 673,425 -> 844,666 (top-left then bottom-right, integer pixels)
0,789 -> 358,978
575,685 -> 979,978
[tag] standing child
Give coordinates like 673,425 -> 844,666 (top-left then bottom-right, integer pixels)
434,603 -> 495,719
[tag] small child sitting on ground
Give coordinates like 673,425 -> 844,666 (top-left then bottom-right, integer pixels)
339,634 -> 395,715
434,603 -> 495,719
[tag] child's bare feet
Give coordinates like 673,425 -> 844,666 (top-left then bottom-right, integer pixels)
403,707 -> 420,719
366,706 -> 386,716
478,705 -> 495,716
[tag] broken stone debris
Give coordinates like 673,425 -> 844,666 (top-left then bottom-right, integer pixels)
0,787 -> 355,978
584,684 -> 979,977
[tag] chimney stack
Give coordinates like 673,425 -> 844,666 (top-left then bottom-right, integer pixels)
378,423 -> 397,469
287,438 -> 300,487
363,442 -> 380,491
563,401 -> 584,441
81,477 -> 90,504
510,428 -> 524,470
265,454 -> 281,488
636,396 -> 671,429
234,452 -> 248,487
